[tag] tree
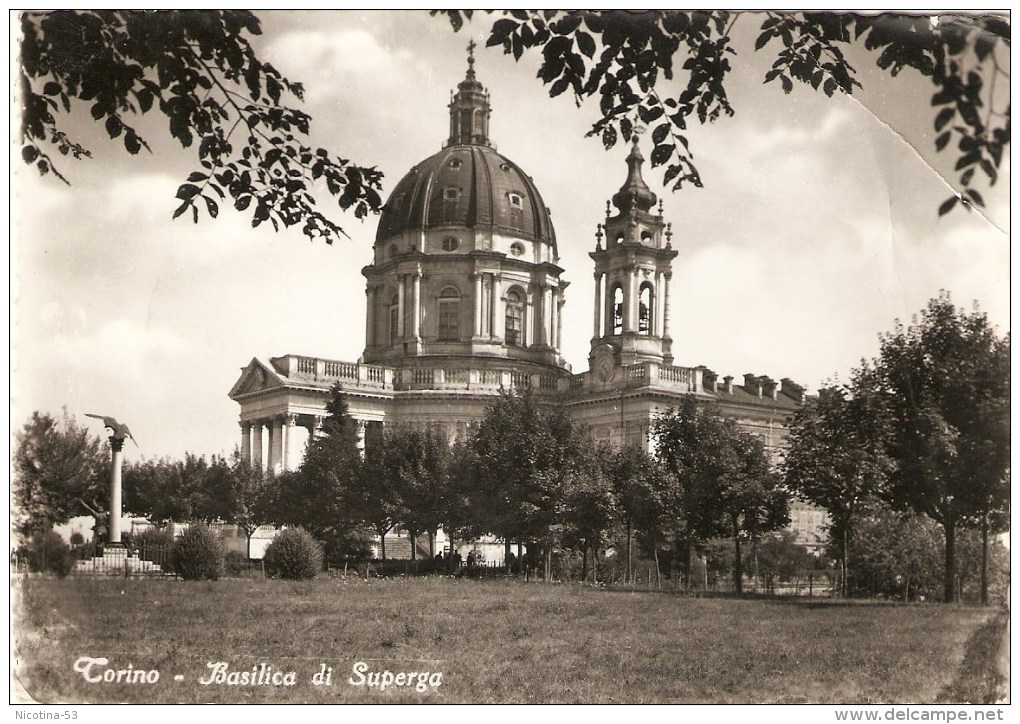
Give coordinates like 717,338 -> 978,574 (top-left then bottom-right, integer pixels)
220,453 -> 274,559
783,368 -> 893,596
561,442 -> 617,582
756,530 -> 813,593
438,10 -> 1008,216
18,10 -> 383,242
875,292 -> 1010,603
278,384 -> 367,551
13,410 -> 107,537
653,397 -> 788,594
122,452 -> 215,529
378,424 -> 451,559
463,389 -> 587,578
652,397 -> 730,588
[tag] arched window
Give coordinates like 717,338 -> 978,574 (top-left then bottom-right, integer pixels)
389,294 -> 400,346
438,287 -> 460,341
505,289 -> 524,345
639,283 -> 653,334
612,284 -> 624,335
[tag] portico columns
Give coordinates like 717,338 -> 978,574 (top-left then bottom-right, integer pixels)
283,414 -> 297,471
240,421 -> 251,463
252,422 -> 264,470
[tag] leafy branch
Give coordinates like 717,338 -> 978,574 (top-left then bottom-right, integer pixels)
435,10 -> 1009,218
19,10 -> 383,242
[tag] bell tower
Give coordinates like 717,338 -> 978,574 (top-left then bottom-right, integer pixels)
589,137 -> 678,367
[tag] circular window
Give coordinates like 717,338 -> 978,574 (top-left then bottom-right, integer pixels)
449,158 -> 463,169
510,242 -> 525,257
442,236 -> 460,252
500,163 -> 511,172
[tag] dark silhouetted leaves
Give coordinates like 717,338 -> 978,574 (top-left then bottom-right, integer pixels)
19,10 -> 383,242
433,10 -> 1007,214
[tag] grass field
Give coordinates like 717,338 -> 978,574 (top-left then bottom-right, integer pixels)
12,575 -> 1006,704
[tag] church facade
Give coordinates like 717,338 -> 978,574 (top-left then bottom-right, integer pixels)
228,52 -> 808,550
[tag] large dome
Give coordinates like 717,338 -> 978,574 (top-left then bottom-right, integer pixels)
375,144 -> 556,250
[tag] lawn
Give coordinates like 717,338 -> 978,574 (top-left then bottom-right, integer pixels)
11,575 -> 1005,704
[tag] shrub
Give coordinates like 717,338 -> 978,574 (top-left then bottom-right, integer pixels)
171,526 -> 224,581
223,550 -> 254,577
24,530 -> 75,578
263,528 -> 323,580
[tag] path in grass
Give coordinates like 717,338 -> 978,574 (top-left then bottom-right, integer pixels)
12,576 -> 997,704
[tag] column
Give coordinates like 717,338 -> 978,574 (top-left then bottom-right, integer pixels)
592,272 -> 602,339
625,268 -> 639,333
282,414 -> 296,471
604,276 -> 615,336
252,421 -> 264,470
662,273 -> 672,338
411,271 -> 422,340
489,273 -> 502,341
397,274 -> 406,339
542,284 -> 552,346
365,285 -> 376,348
355,419 -> 367,458
267,420 -> 278,472
473,272 -> 483,337
556,292 -> 564,351
240,421 -> 251,464
523,286 -> 533,347
108,437 -> 124,545
654,271 -> 663,336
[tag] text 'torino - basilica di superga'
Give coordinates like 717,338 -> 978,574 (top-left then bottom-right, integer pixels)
229,48 -> 819,556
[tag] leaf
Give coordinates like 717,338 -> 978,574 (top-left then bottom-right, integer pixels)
934,107 -> 954,132
21,145 -> 39,164
934,131 -> 951,152
650,144 -> 674,167
188,172 -> 209,183
172,199 -> 191,220
780,76 -> 793,94
576,31 -> 595,58
124,130 -> 141,155
652,123 -> 670,145
203,195 -> 220,218
965,188 -> 984,207
43,81 -> 61,96
175,183 -> 201,201
937,196 -> 958,216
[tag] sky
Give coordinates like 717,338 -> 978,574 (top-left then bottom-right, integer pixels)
11,10 -> 1011,462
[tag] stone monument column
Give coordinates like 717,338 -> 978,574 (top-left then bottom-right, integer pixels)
108,437 -> 124,546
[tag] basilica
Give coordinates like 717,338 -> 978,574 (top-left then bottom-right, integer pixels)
228,51 -> 808,554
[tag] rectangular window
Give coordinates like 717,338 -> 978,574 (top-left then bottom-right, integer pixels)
438,301 -> 459,341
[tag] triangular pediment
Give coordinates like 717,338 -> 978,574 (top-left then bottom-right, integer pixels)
228,358 -> 285,399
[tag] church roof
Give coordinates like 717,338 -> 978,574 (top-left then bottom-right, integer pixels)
374,42 -> 556,252
375,144 -> 556,249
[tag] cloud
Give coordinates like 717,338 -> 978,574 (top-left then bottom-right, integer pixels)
266,28 -> 416,100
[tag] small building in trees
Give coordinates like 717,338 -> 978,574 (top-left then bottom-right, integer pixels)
228,49 -> 808,559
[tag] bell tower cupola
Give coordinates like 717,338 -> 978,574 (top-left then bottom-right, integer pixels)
447,41 -> 491,147
589,135 -> 679,367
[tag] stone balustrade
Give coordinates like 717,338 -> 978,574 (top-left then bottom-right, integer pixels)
272,354 -> 702,398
